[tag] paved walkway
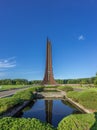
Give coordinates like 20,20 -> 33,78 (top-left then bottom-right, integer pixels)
36,90 -> 66,98
0,88 -> 28,98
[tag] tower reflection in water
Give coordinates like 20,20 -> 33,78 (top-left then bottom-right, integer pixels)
45,100 -> 53,124
14,99 -> 82,127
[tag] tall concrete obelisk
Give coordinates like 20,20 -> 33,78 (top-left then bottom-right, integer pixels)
42,38 -> 56,85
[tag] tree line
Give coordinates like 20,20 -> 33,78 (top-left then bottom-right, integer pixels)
56,77 -> 96,84
0,79 -> 41,85
0,76 -> 97,85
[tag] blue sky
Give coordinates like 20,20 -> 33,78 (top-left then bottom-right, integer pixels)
0,0 -> 97,80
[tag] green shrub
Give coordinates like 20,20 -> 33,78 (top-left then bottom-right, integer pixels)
94,79 -> 97,87
13,90 -> 33,101
91,112 -> 97,130
28,86 -> 44,92
58,113 -> 95,130
58,86 -> 73,92
0,117 -> 56,130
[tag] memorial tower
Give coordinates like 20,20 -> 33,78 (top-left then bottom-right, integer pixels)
42,38 -> 56,85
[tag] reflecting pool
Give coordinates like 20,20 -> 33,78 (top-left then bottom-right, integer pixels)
15,99 -> 82,127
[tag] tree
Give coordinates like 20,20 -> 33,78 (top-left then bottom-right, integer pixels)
80,79 -> 88,84
94,73 -> 97,87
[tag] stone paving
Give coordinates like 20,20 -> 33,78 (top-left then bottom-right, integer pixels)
36,91 -> 65,98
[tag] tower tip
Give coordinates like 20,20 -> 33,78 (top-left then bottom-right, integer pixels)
47,37 -> 51,44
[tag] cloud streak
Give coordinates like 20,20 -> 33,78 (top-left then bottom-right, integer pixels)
0,57 -> 16,69
78,35 -> 85,41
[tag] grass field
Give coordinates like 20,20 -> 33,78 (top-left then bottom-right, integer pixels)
57,85 -> 97,111
67,89 -> 97,111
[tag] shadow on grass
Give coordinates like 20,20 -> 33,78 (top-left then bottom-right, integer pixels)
90,112 -> 97,130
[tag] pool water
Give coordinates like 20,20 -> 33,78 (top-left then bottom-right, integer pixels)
15,99 -> 82,127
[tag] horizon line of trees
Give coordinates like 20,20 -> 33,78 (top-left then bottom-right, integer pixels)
56,77 -> 96,84
0,77 -> 96,85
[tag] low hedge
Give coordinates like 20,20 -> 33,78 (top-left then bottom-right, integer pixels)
58,113 -> 95,130
0,117 -> 56,130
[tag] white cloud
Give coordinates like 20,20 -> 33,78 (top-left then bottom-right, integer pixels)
78,35 -> 85,41
0,57 -> 16,69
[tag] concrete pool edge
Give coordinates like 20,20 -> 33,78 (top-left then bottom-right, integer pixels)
66,97 -> 91,113
57,89 -> 92,114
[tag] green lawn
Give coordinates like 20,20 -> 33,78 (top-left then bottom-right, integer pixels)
67,89 -> 97,111
58,85 -> 97,111
71,85 -> 97,91
57,86 -> 74,92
